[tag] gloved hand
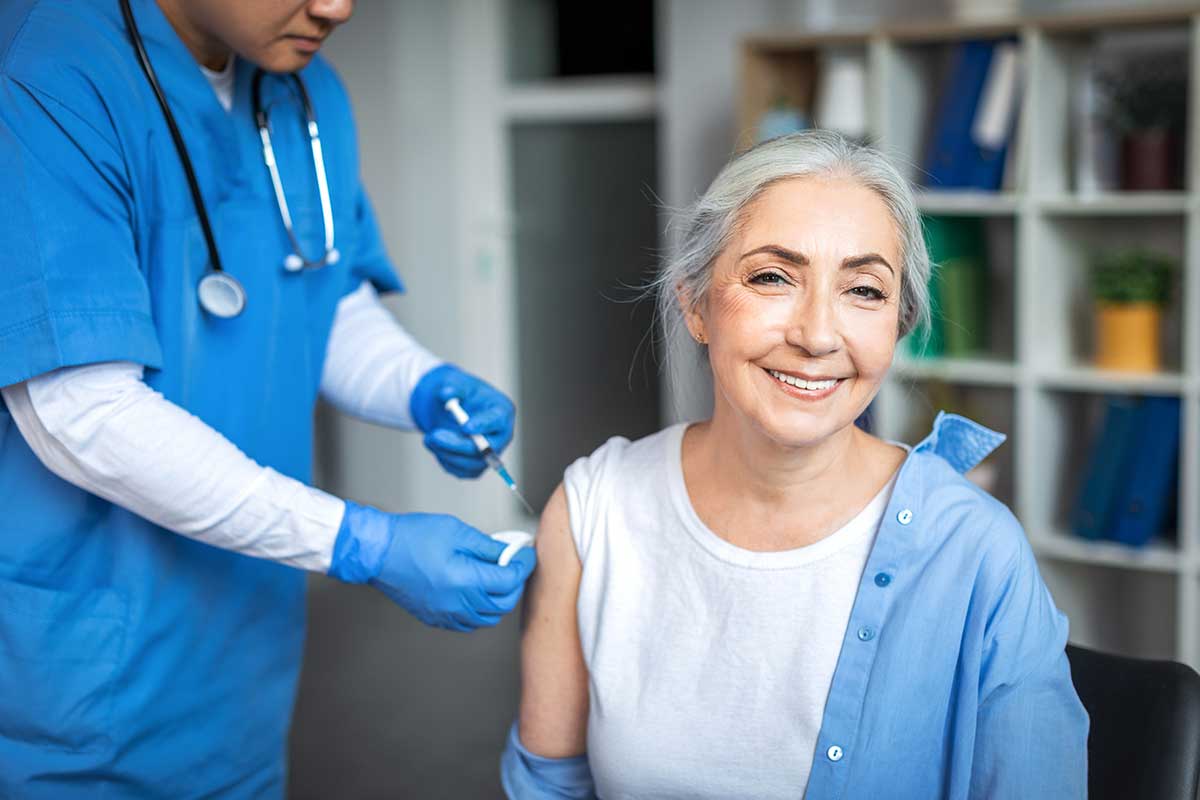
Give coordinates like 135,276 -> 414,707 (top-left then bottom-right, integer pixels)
409,364 -> 515,478
329,501 -> 536,631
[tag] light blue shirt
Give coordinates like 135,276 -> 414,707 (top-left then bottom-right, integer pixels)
502,412 -> 1089,798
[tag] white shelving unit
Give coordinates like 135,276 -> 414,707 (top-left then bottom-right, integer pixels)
503,76 -> 659,122
739,6 -> 1200,667
452,1 -> 663,527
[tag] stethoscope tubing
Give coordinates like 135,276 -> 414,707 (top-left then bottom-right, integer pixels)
120,0 -> 338,317
119,0 -> 227,279
252,71 -> 338,272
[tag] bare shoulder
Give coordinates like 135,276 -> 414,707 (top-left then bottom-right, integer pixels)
518,482 -> 588,757
532,482 -> 579,589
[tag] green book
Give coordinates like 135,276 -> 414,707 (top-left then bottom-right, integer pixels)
917,215 -> 989,358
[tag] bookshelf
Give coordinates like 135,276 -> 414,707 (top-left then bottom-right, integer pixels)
739,6 -> 1200,667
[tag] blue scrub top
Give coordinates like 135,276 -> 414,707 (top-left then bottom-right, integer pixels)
0,0 -> 401,795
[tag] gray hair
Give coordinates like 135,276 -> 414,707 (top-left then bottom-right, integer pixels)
657,130 -> 931,350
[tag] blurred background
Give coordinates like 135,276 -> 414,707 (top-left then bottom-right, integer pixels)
290,0 -> 1198,796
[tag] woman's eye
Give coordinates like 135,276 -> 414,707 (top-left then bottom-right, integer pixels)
749,271 -> 788,286
850,285 -> 886,300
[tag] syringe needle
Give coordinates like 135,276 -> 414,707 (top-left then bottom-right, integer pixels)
445,397 -> 537,517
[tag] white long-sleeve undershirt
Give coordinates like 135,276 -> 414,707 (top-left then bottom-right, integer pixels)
1,282 -> 442,573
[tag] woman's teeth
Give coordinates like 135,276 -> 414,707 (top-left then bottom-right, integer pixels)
768,369 -> 838,391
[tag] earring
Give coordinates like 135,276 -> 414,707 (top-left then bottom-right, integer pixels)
693,331 -> 706,344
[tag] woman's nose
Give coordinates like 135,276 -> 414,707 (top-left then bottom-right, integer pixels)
784,291 -> 840,357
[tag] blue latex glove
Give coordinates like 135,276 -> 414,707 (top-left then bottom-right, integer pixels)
409,364 -> 516,478
329,501 -> 536,632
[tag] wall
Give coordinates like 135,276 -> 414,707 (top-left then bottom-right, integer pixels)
290,3 -> 520,798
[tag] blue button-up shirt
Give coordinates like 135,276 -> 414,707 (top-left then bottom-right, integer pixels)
804,412 -> 1088,799
502,412 -> 1089,798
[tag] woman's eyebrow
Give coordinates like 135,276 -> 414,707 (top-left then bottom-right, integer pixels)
740,244 -> 807,265
741,245 -> 895,277
843,253 -> 894,276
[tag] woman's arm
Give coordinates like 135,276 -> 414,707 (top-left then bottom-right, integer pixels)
519,483 -> 589,754
969,513 -> 1089,798
501,483 -> 594,798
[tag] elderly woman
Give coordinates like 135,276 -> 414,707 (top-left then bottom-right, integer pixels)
500,131 -> 1088,799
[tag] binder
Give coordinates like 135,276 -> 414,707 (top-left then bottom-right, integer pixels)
1109,396 -> 1181,548
923,39 -> 1021,191
925,216 -> 988,356
1070,396 -> 1139,541
966,40 -> 1021,191
923,41 -> 995,189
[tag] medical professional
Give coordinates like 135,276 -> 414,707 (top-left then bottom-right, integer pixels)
0,0 -> 534,796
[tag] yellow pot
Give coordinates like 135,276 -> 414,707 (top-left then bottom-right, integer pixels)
1094,302 -> 1162,372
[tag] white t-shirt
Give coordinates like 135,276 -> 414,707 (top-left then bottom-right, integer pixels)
564,424 -> 900,800
199,56 -> 236,112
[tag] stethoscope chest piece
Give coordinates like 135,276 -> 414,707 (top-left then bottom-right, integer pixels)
197,271 -> 247,319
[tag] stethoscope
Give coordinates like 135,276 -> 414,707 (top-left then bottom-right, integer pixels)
119,0 -> 339,319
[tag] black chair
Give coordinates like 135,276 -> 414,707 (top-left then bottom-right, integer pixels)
1067,643 -> 1200,800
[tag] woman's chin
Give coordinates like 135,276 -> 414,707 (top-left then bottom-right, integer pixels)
751,412 -> 848,451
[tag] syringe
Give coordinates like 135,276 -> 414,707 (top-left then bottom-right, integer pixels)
443,397 -> 536,516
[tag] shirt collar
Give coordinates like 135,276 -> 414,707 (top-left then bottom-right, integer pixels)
911,411 -> 1006,475
127,0 -> 245,151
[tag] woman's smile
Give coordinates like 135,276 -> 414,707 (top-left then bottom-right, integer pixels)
689,176 -> 901,448
763,367 -> 845,401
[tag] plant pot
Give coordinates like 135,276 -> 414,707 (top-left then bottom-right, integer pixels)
1120,128 -> 1184,191
1094,302 -> 1162,372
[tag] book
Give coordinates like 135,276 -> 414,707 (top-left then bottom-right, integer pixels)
967,40 -> 1021,191
906,267 -> 945,359
916,216 -> 988,357
924,41 -> 995,189
1070,396 -> 1140,541
924,39 -> 1022,192
1109,396 -> 1181,548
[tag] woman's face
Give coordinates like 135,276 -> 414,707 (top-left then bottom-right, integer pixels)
686,176 -> 903,449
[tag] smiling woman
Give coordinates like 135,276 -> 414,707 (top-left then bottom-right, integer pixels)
501,131 -> 1088,799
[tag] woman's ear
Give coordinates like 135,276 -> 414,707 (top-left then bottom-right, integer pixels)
676,283 -> 707,345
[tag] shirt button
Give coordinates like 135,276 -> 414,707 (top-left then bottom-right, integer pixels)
827,745 -> 844,762
897,508 -> 913,525
857,625 -> 876,642
874,572 -> 892,587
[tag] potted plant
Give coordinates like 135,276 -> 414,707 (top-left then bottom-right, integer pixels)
1098,54 -> 1187,191
1089,248 -> 1175,372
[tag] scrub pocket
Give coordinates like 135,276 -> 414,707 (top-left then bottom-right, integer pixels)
0,577 -> 127,752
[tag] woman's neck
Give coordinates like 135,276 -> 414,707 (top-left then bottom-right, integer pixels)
683,402 -> 901,551
699,408 -> 862,501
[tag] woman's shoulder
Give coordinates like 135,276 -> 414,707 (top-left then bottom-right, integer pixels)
564,424 -> 682,493
902,455 -> 1057,650
895,446 -> 1035,609
560,425 -> 683,555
